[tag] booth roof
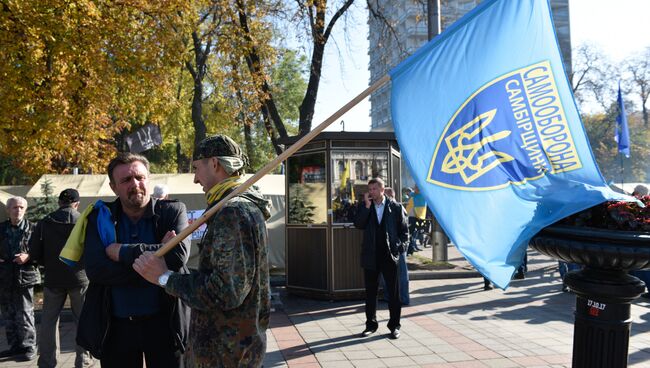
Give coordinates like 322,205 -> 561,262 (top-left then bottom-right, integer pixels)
27,173 -> 285,198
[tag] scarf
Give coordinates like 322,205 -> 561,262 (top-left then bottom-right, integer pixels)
205,176 -> 242,206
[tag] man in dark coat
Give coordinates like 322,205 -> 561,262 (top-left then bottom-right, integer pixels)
354,177 -> 409,340
78,152 -> 190,368
0,196 -> 38,361
29,188 -> 93,367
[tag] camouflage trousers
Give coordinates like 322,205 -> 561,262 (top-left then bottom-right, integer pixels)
0,285 -> 36,352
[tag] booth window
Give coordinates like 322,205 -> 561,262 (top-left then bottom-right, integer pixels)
336,160 -> 344,180
287,152 -> 327,225
331,151 -> 389,224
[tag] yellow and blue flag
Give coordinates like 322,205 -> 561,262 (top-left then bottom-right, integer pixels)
390,0 -> 631,288
59,200 -> 115,267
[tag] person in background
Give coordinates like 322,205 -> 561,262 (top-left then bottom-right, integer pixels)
405,185 -> 428,254
152,184 -> 170,200
630,184 -> 649,297
0,197 -> 37,362
133,134 -> 271,367
632,184 -> 648,198
483,277 -> 493,291
514,252 -> 527,280
29,189 -> 94,368
381,187 -> 410,305
354,178 -> 408,340
558,261 -> 581,292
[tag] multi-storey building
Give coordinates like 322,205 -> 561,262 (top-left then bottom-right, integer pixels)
368,0 -> 572,131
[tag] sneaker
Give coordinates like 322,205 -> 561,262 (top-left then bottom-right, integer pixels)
361,327 -> 377,337
389,328 -> 401,339
562,285 -> 570,292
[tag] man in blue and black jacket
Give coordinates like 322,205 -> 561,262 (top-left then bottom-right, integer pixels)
78,152 -> 190,368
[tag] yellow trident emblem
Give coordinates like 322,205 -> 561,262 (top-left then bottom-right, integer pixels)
441,109 -> 514,184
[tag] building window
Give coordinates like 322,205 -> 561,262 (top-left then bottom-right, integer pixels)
355,161 -> 365,180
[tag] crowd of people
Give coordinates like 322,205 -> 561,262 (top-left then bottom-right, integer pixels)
0,133 -> 647,366
0,135 -> 271,368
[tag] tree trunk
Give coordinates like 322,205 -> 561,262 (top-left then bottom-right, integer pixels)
176,138 -> 190,173
297,0 -> 354,136
244,122 -> 255,168
298,37 -> 325,136
191,77 -> 206,149
235,1 -> 288,152
642,85 -> 648,126
187,30 -> 210,150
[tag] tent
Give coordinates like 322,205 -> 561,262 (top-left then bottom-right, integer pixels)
27,174 -> 286,270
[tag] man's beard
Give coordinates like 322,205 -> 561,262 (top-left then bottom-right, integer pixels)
126,188 -> 147,207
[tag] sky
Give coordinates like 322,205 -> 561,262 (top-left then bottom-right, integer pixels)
313,0 -> 650,133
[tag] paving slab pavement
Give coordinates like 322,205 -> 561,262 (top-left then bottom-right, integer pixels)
265,266 -> 650,368
2,247 -> 650,367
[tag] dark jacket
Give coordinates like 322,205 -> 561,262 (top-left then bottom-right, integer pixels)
0,219 -> 39,288
29,206 -> 88,288
354,196 -> 409,270
77,197 -> 191,359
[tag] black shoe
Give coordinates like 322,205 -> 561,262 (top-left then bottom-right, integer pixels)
483,283 -> 493,291
513,271 -> 525,280
361,327 -> 377,337
14,350 -> 36,362
562,285 -> 570,292
641,292 -> 650,299
389,328 -> 401,339
0,348 -> 20,358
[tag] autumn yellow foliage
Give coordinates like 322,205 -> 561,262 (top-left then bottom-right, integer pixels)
0,0 -> 191,178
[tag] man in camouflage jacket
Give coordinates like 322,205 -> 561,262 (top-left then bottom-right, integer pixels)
135,134 -> 271,367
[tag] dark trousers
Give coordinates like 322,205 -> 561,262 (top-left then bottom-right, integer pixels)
101,313 -> 181,368
39,286 -> 92,368
0,285 -> 36,352
364,259 -> 401,331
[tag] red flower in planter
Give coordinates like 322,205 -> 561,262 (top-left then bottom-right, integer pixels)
560,195 -> 650,232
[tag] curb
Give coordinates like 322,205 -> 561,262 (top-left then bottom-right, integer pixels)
409,269 -> 481,280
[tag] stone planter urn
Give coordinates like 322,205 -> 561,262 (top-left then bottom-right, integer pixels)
530,224 -> 650,368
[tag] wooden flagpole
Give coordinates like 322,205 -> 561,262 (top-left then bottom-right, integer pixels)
155,74 -> 390,257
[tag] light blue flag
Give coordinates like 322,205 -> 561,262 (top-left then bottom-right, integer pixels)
615,82 -> 630,158
389,0 -> 631,288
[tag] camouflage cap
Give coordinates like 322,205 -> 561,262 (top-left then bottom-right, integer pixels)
193,135 -> 249,173
193,135 -> 243,160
